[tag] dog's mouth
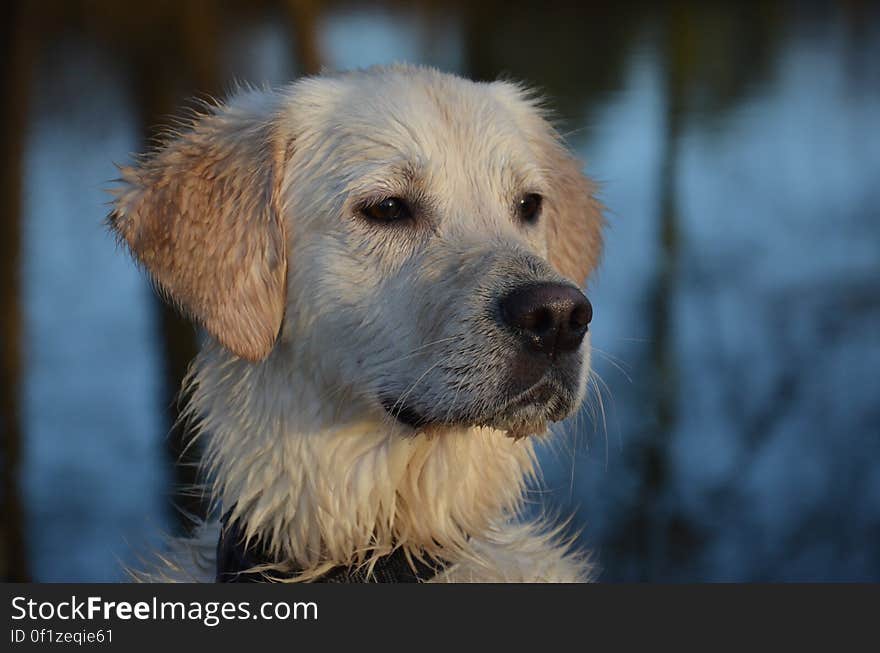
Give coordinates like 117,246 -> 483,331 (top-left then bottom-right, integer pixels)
380,397 -> 431,429
488,378 -> 573,439
379,377 -> 573,439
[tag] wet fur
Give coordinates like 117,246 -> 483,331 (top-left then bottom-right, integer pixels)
111,65 -> 604,582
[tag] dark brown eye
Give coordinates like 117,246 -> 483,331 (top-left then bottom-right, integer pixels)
361,197 -> 411,223
517,193 -> 543,224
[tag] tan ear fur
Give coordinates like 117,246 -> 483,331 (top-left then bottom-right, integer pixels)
541,139 -> 605,287
109,93 -> 289,361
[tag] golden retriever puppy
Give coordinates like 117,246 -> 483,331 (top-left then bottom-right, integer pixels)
110,64 -> 604,582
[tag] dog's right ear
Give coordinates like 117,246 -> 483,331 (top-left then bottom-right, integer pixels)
109,93 -> 289,362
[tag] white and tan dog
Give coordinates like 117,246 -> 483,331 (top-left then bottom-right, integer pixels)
110,65 -> 604,582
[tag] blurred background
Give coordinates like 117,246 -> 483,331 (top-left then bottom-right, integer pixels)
1,0 -> 878,582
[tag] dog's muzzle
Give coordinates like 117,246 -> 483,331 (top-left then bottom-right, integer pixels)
381,280 -> 591,434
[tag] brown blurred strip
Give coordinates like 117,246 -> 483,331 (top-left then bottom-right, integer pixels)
0,0 -> 34,582
286,0 -> 323,76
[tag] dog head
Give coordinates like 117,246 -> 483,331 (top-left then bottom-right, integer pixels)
110,65 -> 604,439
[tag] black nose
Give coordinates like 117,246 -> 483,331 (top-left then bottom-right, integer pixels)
499,283 -> 592,356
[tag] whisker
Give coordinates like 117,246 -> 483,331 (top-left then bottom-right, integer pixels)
322,337 -> 460,406
590,372 -> 610,470
377,336 -> 459,367
591,346 -> 634,384
389,359 -> 443,420
442,369 -> 469,425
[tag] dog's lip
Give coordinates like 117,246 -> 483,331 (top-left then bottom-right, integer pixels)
489,376 -> 573,423
504,378 -> 557,408
380,376 -> 569,432
380,396 -> 430,429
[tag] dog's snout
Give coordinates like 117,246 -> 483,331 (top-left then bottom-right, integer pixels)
499,283 -> 592,356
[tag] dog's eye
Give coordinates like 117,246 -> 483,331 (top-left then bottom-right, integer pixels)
516,193 -> 543,224
361,197 -> 412,223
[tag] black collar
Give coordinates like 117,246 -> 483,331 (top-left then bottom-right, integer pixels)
216,511 -> 447,583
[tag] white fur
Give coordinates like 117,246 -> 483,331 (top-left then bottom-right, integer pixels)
116,65 -> 604,583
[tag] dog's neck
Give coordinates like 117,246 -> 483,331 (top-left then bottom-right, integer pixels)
186,343 -> 537,574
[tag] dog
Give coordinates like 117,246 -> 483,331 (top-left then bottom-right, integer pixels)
110,64 -> 604,582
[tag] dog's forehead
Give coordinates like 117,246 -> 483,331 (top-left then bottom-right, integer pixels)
302,69 -> 544,185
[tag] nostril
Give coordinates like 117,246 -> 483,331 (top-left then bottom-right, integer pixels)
570,299 -> 593,331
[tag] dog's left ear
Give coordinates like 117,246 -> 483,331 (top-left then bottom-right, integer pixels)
109,92 -> 290,361
540,139 -> 605,287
